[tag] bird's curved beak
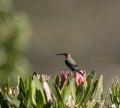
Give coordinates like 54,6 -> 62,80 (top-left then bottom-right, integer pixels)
56,53 -> 66,56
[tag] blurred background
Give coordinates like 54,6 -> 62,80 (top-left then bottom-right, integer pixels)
0,0 -> 120,95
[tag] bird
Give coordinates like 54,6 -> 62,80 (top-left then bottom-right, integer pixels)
56,53 -> 83,76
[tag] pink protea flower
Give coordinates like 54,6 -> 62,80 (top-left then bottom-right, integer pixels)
73,70 -> 86,86
60,70 -> 86,87
60,71 -> 70,86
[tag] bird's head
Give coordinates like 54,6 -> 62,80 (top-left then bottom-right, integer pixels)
56,53 -> 71,57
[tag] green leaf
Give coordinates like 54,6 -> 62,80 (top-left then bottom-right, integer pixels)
19,103 -> 27,108
87,75 -> 103,108
94,75 -> 103,100
62,78 -> 76,107
36,90 -> 44,108
60,80 -> 68,98
18,77 -> 25,96
5,81 -> 11,95
81,79 -> 94,106
63,84 -> 71,103
47,79 -> 63,102
69,78 -> 76,101
32,75 -> 46,104
24,75 -> 32,107
55,75 -> 60,87
58,101 -> 64,108
94,102 -> 99,108
17,77 -> 26,103
7,95 -> 20,107
31,79 -> 37,106
109,78 -> 120,107
109,88 -> 114,103
0,91 -> 9,108
90,80 -> 98,99
25,74 -> 31,92
76,82 -> 84,105
87,70 -> 95,81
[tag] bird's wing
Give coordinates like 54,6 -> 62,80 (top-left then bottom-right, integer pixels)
65,59 -> 79,70
68,56 -> 76,64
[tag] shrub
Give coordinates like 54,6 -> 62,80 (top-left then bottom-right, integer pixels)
0,71 -> 104,108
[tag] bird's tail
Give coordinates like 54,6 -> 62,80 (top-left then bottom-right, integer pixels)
77,69 -> 84,76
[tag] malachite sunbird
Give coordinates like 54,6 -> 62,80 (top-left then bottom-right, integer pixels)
56,53 -> 83,76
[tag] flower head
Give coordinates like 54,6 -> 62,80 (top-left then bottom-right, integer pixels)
60,71 -> 70,86
73,70 -> 86,86
60,70 -> 86,87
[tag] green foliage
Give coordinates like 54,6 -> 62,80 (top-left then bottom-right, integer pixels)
0,0 -> 32,84
109,77 -> 120,108
0,71 -> 104,108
